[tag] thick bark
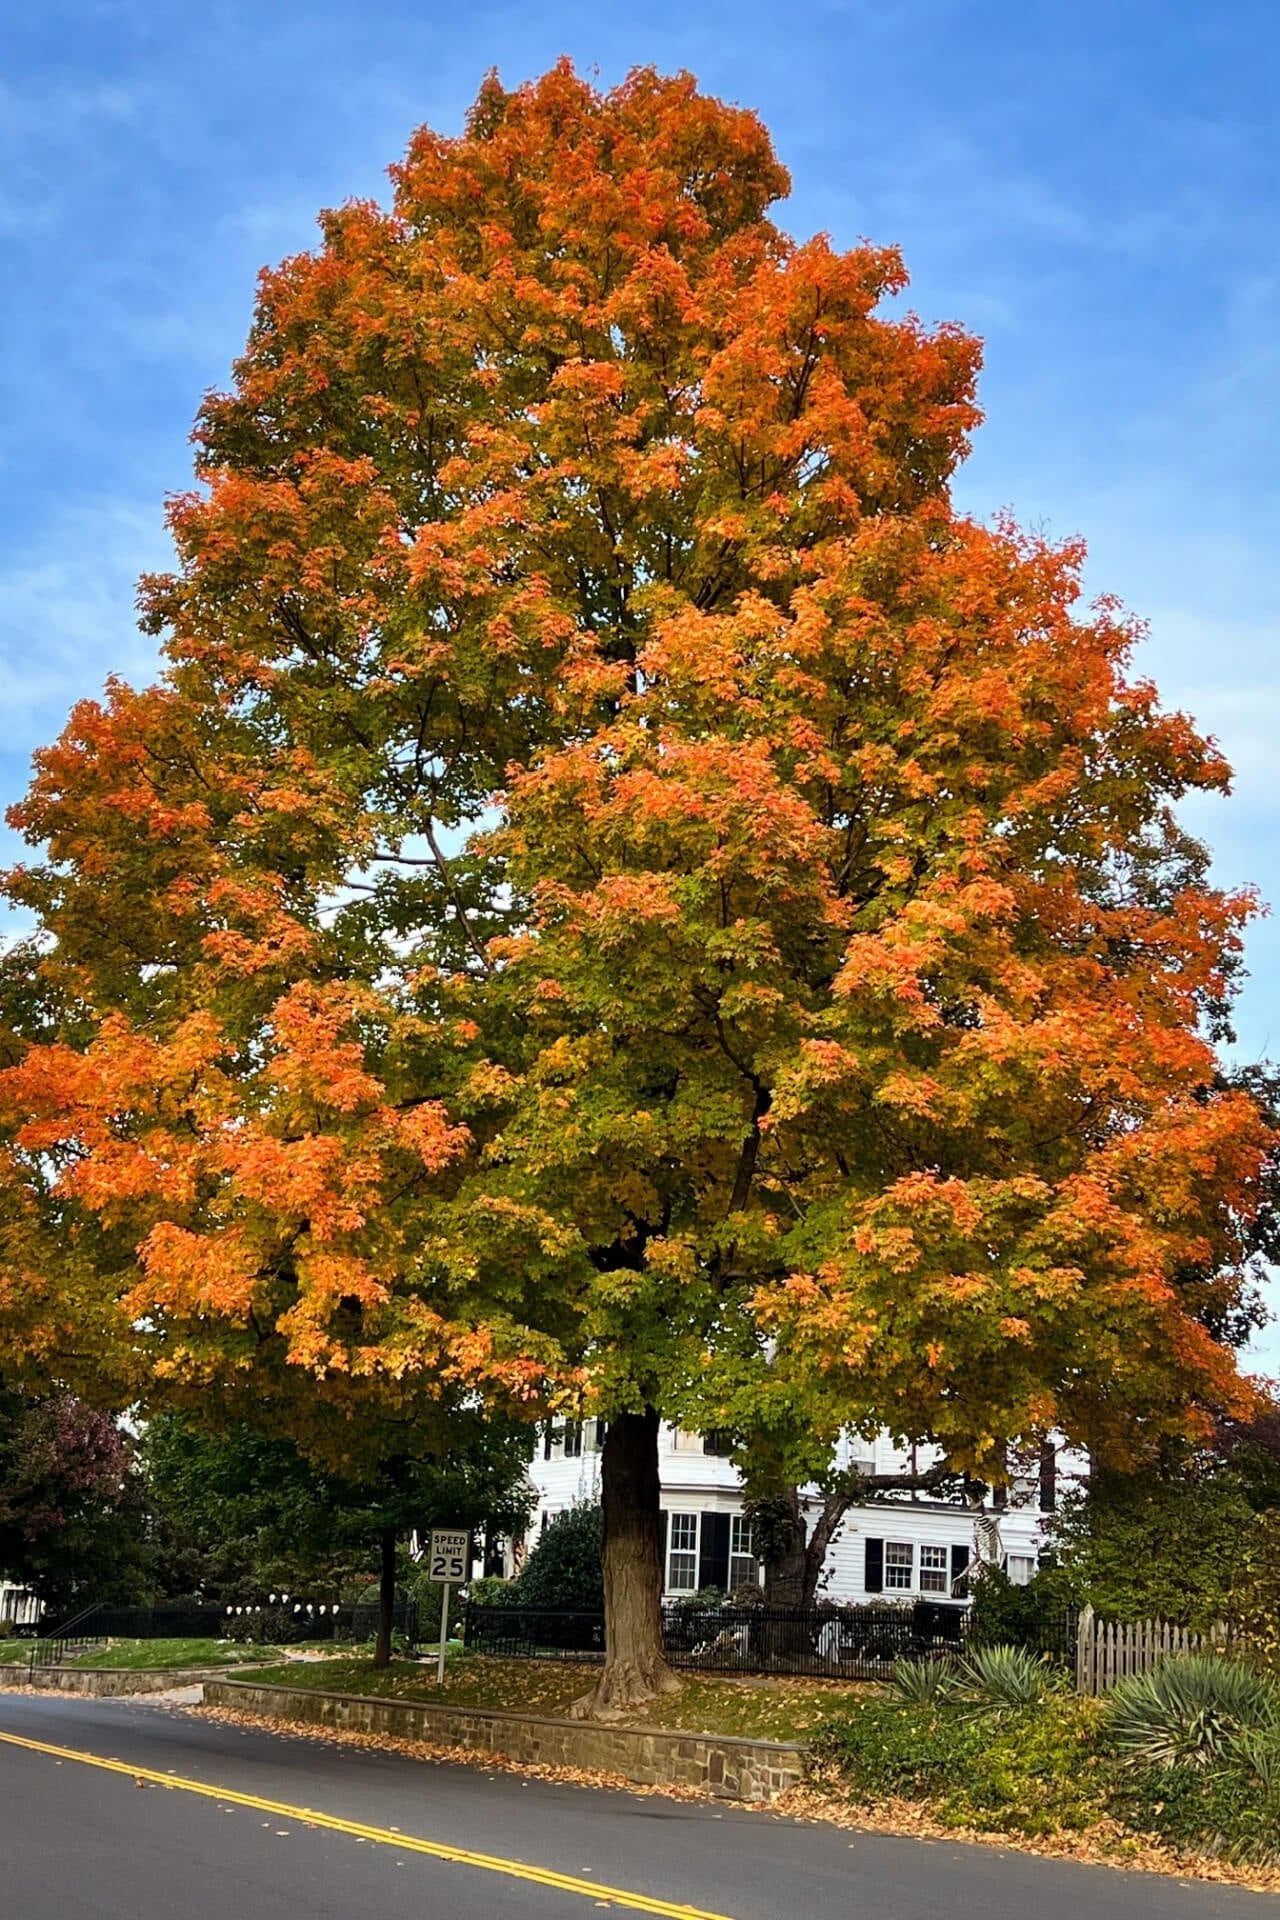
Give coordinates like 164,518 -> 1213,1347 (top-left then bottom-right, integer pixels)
572,1409 -> 679,1718
372,1524 -> 396,1669
759,1488 -> 844,1662
760,1487 -> 822,1609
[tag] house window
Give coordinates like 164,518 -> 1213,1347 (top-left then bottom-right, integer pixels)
562,1421 -> 583,1459
703,1430 -> 735,1458
670,1429 -> 701,1452
884,1541 -> 914,1591
919,1544 -> 948,1594
728,1515 -> 758,1590
1006,1554 -> 1036,1587
668,1514 -> 699,1592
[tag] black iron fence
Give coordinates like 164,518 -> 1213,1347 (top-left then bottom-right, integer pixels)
465,1599 -> 972,1678
223,1600 -> 420,1647
465,1606 -> 605,1660
41,1598 -> 420,1649
43,1602 -> 229,1641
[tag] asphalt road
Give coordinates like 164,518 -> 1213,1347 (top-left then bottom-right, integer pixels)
0,1689 -> 1274,1920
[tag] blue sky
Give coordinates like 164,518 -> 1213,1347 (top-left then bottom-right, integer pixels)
4,1 -> 1280,1356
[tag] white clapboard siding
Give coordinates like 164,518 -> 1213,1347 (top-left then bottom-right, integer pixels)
1074,1603 -> 1215,1693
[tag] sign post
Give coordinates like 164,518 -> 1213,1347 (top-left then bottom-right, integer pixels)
427,1529 -> 470,1685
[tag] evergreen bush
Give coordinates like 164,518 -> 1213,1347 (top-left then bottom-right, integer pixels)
506,1505 -> 604,1612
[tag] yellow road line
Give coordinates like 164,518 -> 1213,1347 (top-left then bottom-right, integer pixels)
0,1728 -> 733,1919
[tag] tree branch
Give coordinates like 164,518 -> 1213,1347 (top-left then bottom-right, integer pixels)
421,818 -> 492,975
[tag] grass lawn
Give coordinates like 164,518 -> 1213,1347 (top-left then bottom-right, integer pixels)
239,1652 -> 875,1742
67,1638 -> 285,1669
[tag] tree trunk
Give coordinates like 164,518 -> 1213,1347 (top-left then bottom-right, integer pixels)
372,1524 -> 396,1669
572,1409 -> 679,1718
756,1486 -> 846,1661
761,1486 -> 843,1611
760,1487 -> 810,1608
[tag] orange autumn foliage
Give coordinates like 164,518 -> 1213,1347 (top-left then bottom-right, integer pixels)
0,62 -> 1269,1492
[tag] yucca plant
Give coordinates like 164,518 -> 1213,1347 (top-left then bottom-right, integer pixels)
1228,1725 -> 1280,1796
1106,1655 -> 1280,1769
955,1642 -> 1055,1709
891,1655 -> 959,1704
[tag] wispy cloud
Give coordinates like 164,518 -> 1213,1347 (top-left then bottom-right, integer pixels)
0,496 -> 167,736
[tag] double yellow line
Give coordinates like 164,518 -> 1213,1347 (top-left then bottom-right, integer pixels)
0,1729 -> 733,1918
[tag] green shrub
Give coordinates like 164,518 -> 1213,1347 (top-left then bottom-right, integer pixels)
410,1574 -> 465,1640
809,1649 -> 1280,1864
968,1566 -> 1071,1657
1228,1725 -> 1280,1794
506,1504 -> 603,1611
464,1575 -> 510,1609
1106,1655 -> 1280,1770
1116,1756 -> 1280,1866
892,1655 -> 958,1705
223,1603 -> 305,1645
957,1642 -> 1056,1710
1048,1472 -> 1256,1631
808,1694 -> 1110,1836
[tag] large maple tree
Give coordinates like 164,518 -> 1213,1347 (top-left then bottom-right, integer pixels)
0,64 -> 1270,1711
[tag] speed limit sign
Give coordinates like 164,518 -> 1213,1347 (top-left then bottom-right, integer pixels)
428,1529 -> 469,1583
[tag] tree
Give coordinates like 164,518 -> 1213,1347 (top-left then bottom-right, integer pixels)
0,64 -> 1270,1714
0,1386 -> 151,1612
145,1407 -> 534,1664
1046,1468 -> 1259,1631
144,1413 -> 348,1601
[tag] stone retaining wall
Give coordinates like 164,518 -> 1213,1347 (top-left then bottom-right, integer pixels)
204,1678 -> 804,1802
0,1663 -> 241,1696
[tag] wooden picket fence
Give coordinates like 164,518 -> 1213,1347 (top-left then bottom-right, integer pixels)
1074,1603 -> 1222,1694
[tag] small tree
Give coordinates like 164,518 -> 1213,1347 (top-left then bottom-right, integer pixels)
0,1386 -> 151,1612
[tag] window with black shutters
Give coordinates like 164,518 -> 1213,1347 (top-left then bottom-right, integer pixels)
562,1421 -> 583,1458
702,1430 -> 734,1457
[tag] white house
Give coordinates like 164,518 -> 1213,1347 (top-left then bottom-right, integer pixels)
520,1420 -> 1076,1605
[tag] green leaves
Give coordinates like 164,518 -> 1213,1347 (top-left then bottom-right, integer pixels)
1106,1657 -> 1280,1771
